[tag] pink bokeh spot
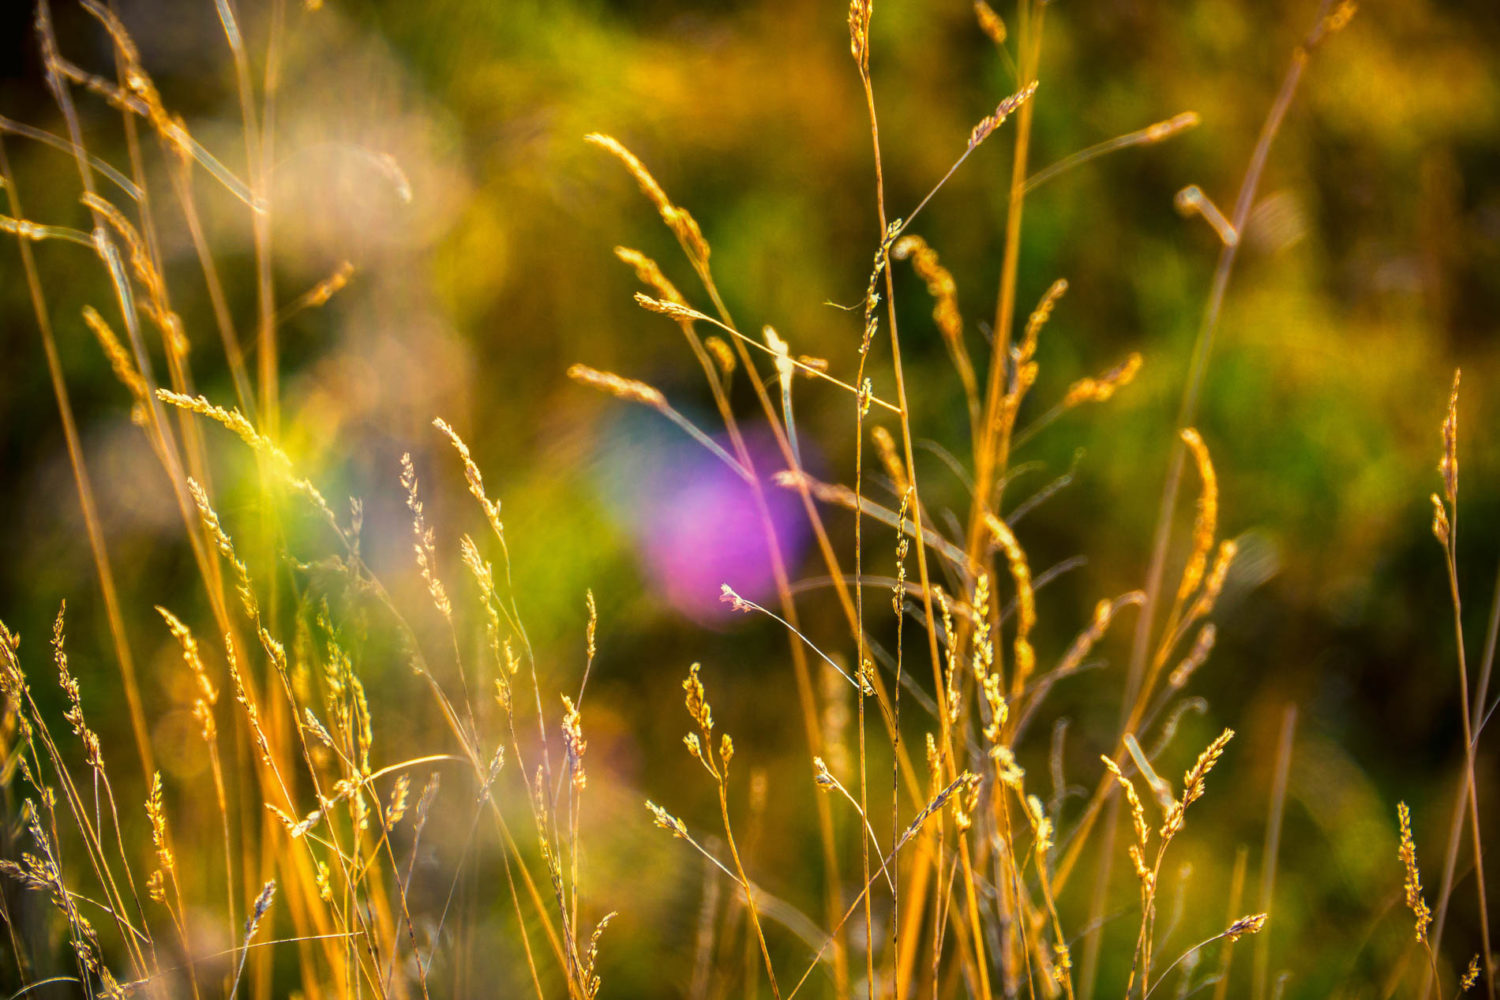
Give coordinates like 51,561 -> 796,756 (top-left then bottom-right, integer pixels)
603,419 -> 810,623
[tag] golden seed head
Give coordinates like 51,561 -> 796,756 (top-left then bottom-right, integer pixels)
1102,755 -> 1150,853
719,733 -> 734,768
588,134 -> 709,261
969,80 -> 1039,150
567,363 -> 668,411
1144,111 -> 1201,143
82,306 -> 148,405
433,417 -> 504,541
993,745 -> 1024,788
613,246 -> 686,306
1225,913 -> 1267,942
1190,539 -> 1239,622
812,756 -> 836,789
974,0 -> 1006,44
585,133 -> 670,216
1397,801 -> 1432,943
683,663 -> 713,733
981,673 -> 1008,744
561,695 -> 587,790
1027,794 -> 1054,853
633,291 -> 700,321
1169,623 -> 1217,689
1020,278 -> 1069,364
1432,493 -> 1452,546
894,236 -> 965,356
585,589 -> 598,661
1177,428 -> 1219,603
925,733 -> 942,786
1460,956 -> 1481,992
1323,0 -> 1357,35
704,336 -> 736,377
985,513 -> 1035,641
646,799 -> 688,839
388,774 -> 411,827
1063,352 -> 1143,407
1181,727 -> 1234,809
848,0 -> 872,64
1440,368 -> 1460,505
400,453 -> 452,620
146,771 -> 173,875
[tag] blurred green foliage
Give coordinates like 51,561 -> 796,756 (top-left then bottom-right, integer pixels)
2,0 -> 1499,996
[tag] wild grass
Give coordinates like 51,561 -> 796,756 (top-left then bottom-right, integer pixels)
0,0 -> 1493,998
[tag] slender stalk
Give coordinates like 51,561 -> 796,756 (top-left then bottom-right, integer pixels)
1429,552 -> 1500,1000
1252,707 -> 1296,1000
1076,11 -> 1337,994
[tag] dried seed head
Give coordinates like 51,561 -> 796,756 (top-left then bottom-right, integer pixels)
587,134 -> 710,262
568,363 -> 668,411
399,454 -> 451,619
705,336 -> 736,377
245,880 -> 276,942
1144,111 -> 1201,143
969,81 -> 1039,150
1321,0 -> 1357,36
585,133 -> 670,217
1063,352 -> 1143,407
1225,913 -> 1267,942
848,0 -> 872,65
562,695 -> 587,790
1432,493 -> 1452,546
433,418 -> 504,542
719,584 -> 752,613
812,756 -> 836,789
613,246 -> 686,306
585,590 -> 598,661
1440,369 -> 1460,505
1181,727 -> 1234,809
1189,539 -> 1239,622
985,514 -> 1037,691
719,733 -> 734,768
1397,801 -> 1432,943
1177,428 -> 1219,604
1460,956 -> 1481,992
973,0 -> 1006,44
893,236 -> 975,397
1169,623 -> 1217,689
993,745 -> 1024,788
157,606 -> 218,742
1102,755 -> 1150,858
82,306 -> 149,412
387,775 -> 411,828
146,771 -> 173,877
646,800 -> 688,839
1021,278 -> 1069,365
683,663 -> 713,733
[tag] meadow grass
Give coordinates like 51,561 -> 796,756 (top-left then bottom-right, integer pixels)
0,0 -> 1493,998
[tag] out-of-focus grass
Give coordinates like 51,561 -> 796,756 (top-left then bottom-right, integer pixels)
0,0 -> 1497,997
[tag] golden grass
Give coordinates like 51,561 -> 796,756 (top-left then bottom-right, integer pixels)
0,1 -> 1492,1000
